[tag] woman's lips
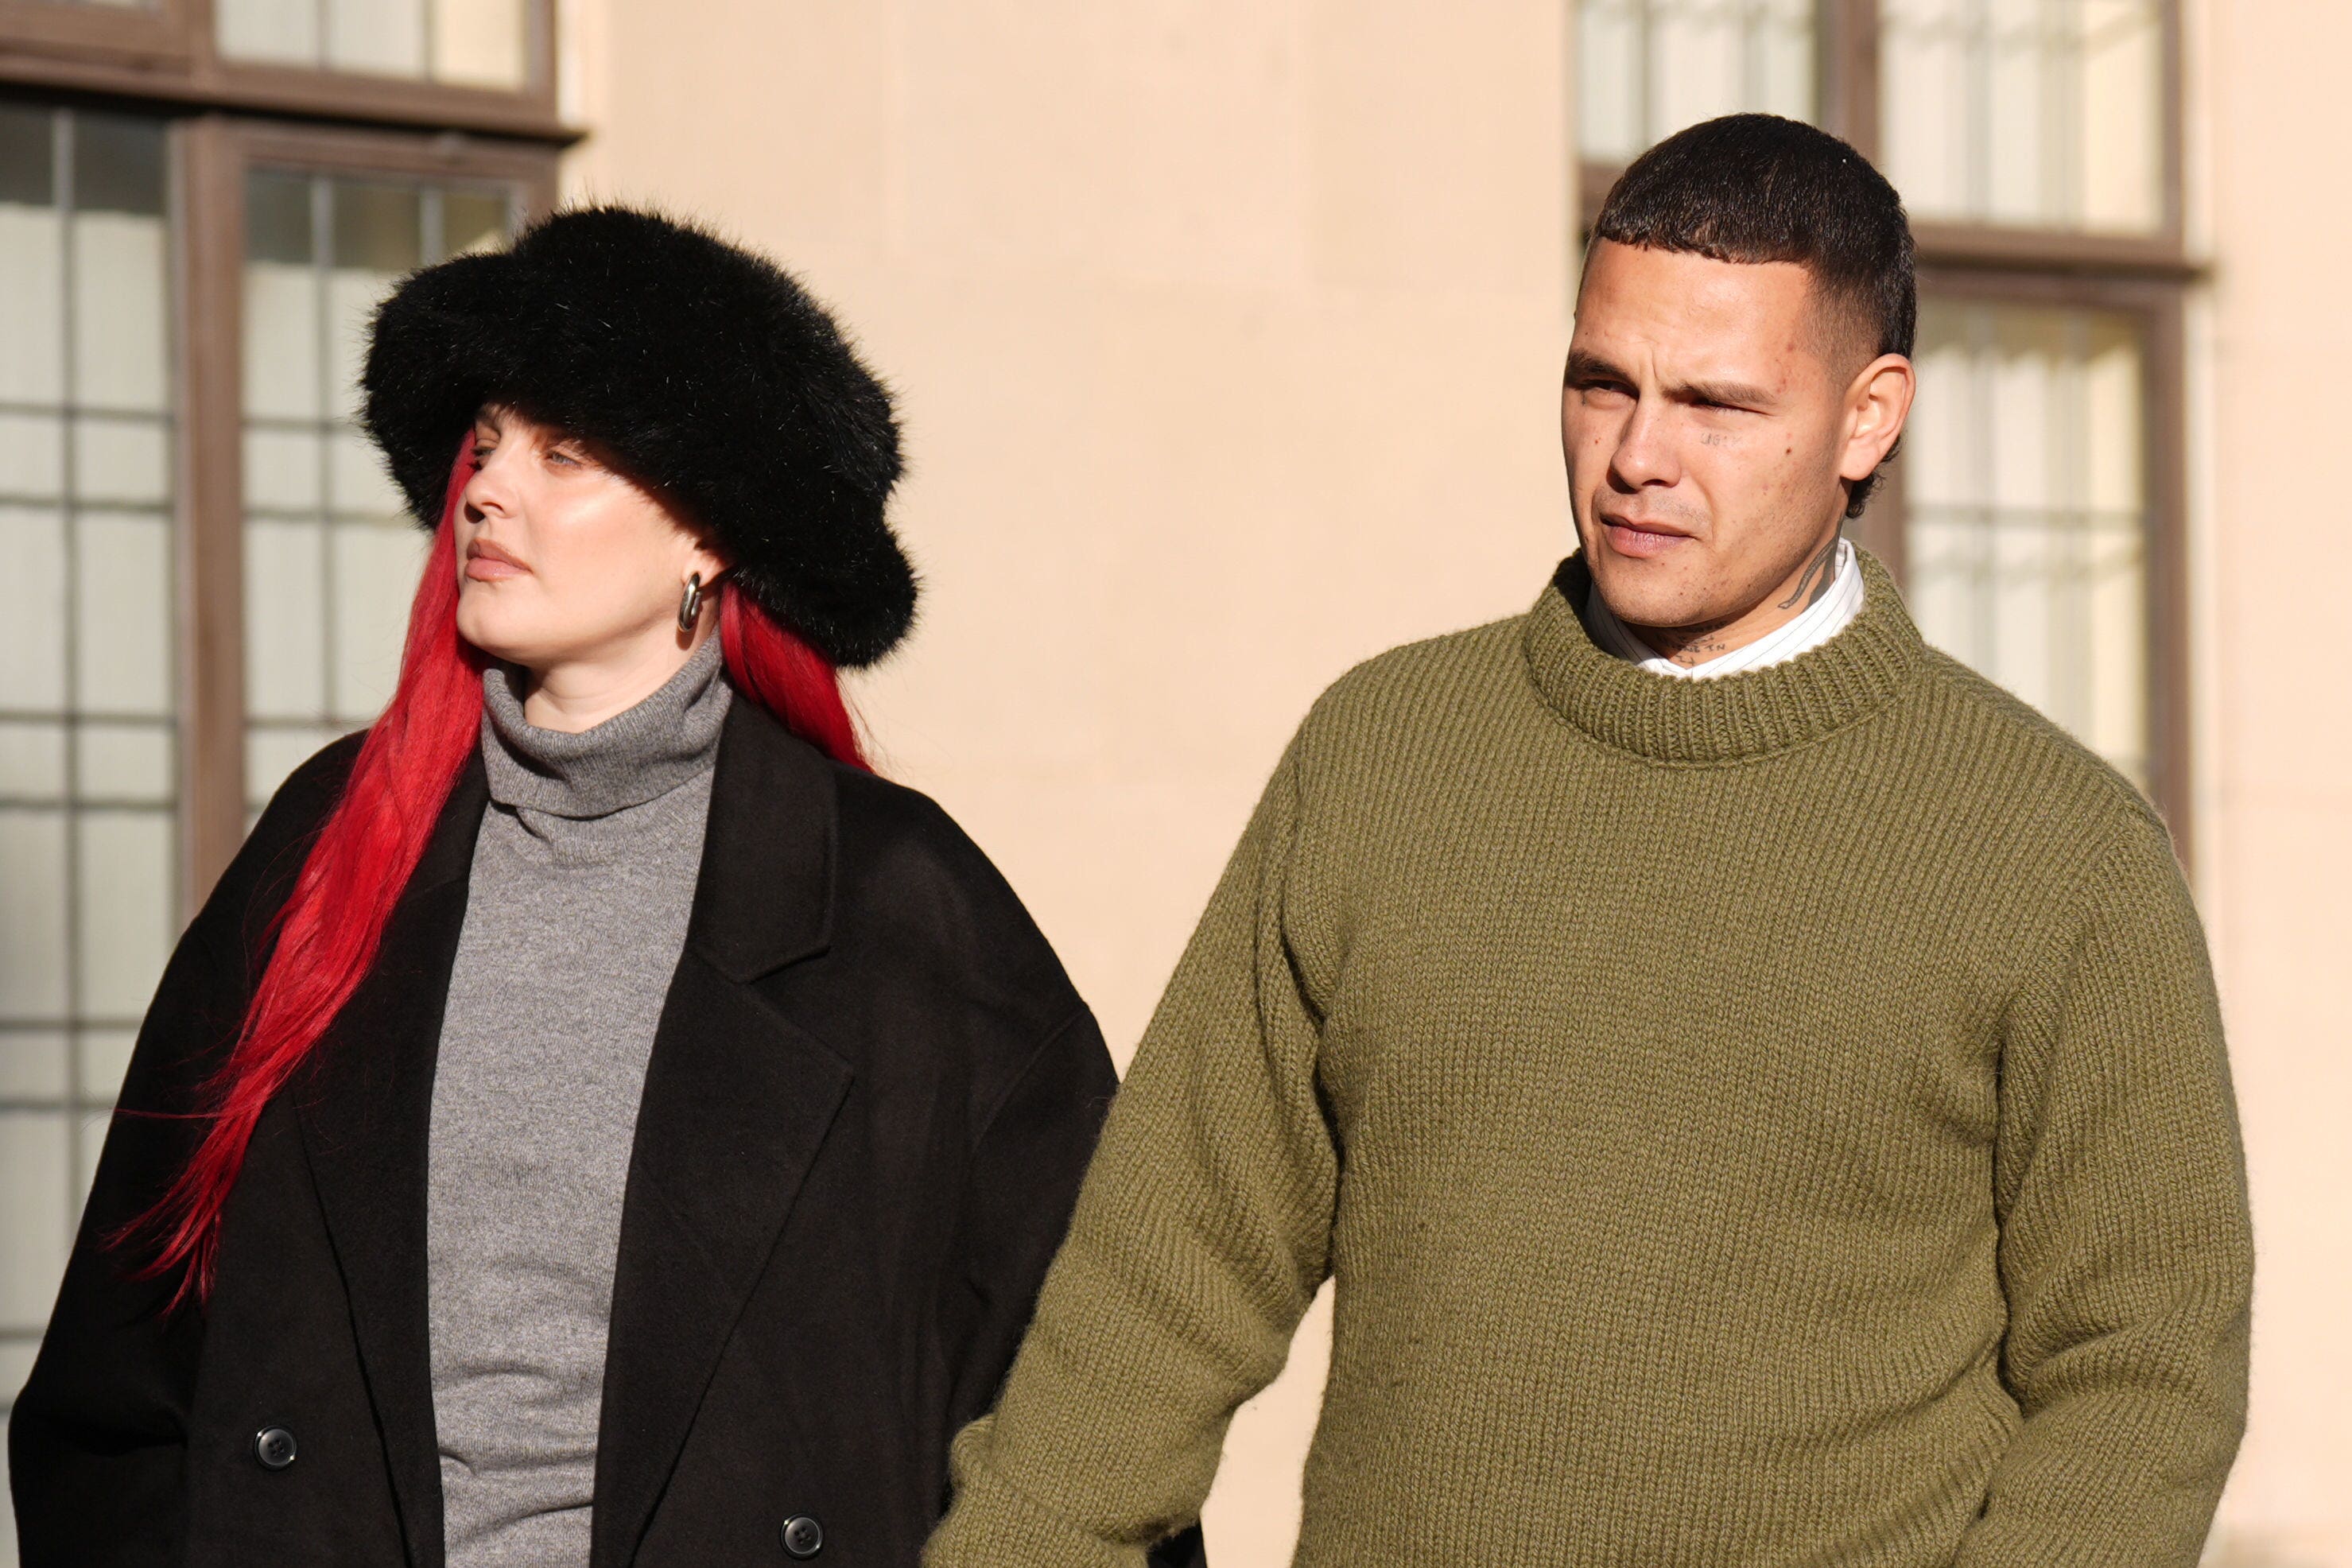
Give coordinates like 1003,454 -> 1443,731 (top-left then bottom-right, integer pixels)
1601,518 -> 1692,560
464,539 -> 529,581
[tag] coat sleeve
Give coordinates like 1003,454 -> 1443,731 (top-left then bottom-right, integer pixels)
927,735 -> 1333,1568
7,739 -> 355,1568
945,1008 -> 1207,1568
1953,815 -> 2253,1566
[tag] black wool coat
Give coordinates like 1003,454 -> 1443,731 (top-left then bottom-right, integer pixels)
10,699 -> 1207,1568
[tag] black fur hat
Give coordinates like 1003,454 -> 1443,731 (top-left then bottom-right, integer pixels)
361,206 -> 914,667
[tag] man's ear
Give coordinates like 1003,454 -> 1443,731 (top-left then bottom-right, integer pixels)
1840,354 -> 1916,484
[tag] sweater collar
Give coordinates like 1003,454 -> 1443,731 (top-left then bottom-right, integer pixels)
1520,545 -> 1923,765
479,632 -> 732,818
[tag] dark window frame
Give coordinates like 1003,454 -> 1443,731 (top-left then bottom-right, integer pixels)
0,63 -> 553,1415
0,0 -> 569,142
180,118 -> 557,893
1575,0 -> 2198,859
3,10 -> 562,911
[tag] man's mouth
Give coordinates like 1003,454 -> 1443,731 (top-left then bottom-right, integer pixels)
1597,514 -> 1694,560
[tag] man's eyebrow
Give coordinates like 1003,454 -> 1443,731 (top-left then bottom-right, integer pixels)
1670,376 -> 1779,409
1562,350 -> 1629,386
1563,354 -> 1779,409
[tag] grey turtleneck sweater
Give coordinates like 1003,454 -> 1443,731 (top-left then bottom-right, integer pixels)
429,635 -> 731,1567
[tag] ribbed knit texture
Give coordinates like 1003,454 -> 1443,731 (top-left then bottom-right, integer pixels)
926,550 -> 2252,1568
431,635 -> 729,1567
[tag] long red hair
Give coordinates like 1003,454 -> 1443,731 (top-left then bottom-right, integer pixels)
135,450 -> 867,1302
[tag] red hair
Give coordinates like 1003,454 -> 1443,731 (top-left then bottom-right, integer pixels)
136,449 -> 866,1302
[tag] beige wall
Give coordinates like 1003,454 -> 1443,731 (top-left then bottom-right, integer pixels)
2198,2 -> 2352,1562
562,2 -> 2350,1562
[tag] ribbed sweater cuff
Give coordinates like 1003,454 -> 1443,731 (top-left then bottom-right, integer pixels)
926,1424 -> 1147,1568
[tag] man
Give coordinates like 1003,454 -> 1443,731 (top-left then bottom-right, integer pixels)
927,114 -> 2251,1566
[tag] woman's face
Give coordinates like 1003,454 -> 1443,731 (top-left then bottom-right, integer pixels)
453,407 -> 726,674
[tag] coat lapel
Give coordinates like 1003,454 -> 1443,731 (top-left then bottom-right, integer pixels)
295,757 -> 488,1568
591,704 -> 853,1568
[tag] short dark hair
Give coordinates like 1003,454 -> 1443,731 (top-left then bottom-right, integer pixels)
1589,114 -> 1916,517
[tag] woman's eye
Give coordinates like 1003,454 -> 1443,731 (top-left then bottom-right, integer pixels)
545,447 -> 584,468
471,441 -> 495,462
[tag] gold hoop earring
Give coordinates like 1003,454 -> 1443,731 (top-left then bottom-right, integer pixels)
677,572 -> 704,633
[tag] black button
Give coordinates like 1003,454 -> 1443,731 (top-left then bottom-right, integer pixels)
253,1426 -> 297,1471
781,1514 -> 823,1558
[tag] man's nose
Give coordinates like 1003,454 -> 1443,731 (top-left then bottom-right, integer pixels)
1609,400 -> 1680,490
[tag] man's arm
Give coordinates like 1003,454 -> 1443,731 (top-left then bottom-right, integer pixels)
926,738 -> 1337,1567
1957,815 -> 2253,1565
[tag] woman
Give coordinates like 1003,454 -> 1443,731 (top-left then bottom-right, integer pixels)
10,208 -> 1198,1568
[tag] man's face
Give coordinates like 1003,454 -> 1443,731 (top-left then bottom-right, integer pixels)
1562,240 -> 1908,636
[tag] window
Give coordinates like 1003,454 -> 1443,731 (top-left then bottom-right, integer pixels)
1578,0 -> 1818,164
1904,299 -> 2150,780
1573,0 -> 2194,846
0,103 -> 177,1441
0,6 -> 561,1518
239,166 -> 517,812
215,0 -> 534,91
1880,0 -> 2166,232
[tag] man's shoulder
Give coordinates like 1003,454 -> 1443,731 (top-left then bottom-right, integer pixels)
1300,613 -> 1532,747
1908,643 -> 2168,840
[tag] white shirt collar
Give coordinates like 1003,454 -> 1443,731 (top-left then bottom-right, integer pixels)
1585,538 -> 1865,681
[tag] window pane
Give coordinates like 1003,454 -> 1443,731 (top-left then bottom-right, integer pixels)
74,724 -> 174,805
0,1030 -> 69,1103
0,1114 -> 72,1332
240,170 -> 519,810
0,111 -> 181,1416
0,812 -> 69,1020
328,0 -> 427,79
0,414 -> 64,501
74,512 -> 175,718
436,0 -> 531,90
218,0 -> 531,90
1881,0 -> 2164,231
70,119 -> 169,415
75,811 -> 176,1020
331,519 -> 428,722
1579,0 -> 1818,165
443,189 -> 511,258
217,0 -> 320,66
0,507 -> 68,711
1904,300 -> 2149,782
246,722 -> 342,812
0,721 -> 68,800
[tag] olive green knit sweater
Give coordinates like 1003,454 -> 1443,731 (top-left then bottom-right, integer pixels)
930,552 -> 2251,1568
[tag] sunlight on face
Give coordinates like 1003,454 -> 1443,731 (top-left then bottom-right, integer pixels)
1562,241 -> 1904,636
452,407 -> 726,677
